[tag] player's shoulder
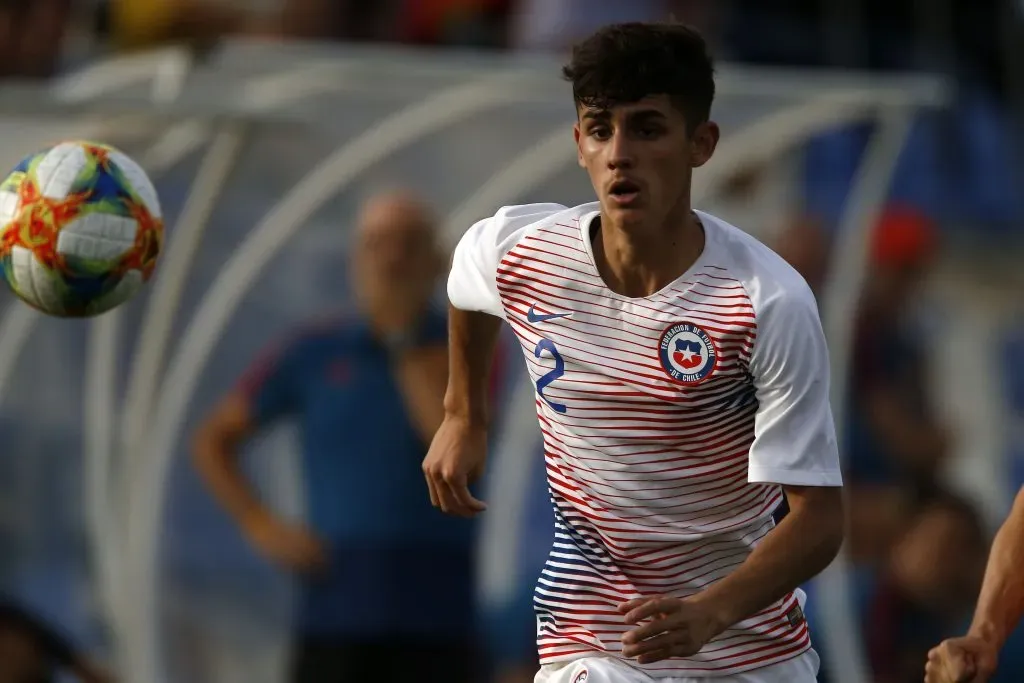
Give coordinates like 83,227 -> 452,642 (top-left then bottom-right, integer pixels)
471,201 -> 597,250
698,210 -> 818,316
491,202 -> 579,227
268,311 -> 359,358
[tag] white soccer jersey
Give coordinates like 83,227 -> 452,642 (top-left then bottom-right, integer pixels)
448,202 -> 842,678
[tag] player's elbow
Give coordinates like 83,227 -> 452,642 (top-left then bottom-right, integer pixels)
191,394 -> 251,473
191,419 -> 225,477
191,419 -> 217,468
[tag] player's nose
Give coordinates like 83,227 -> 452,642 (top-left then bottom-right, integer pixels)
606,130 -> 636,170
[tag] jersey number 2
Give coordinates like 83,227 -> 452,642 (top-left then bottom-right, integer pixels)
534,338 -> 566,413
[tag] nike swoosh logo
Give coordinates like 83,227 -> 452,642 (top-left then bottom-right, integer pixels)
527,305 -> 572,323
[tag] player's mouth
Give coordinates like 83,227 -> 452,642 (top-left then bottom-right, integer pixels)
608,178 -> 642,206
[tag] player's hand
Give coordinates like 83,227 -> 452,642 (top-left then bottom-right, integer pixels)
243,512 -> 329,575
925,636 -> 998,683
422,414 -> 488,517
619,596 -> 725,663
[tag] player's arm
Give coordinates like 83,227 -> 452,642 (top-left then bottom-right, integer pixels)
925,487 -> 1024,682
622,286 -> 845,662
623,488 -> 843,663
444,307 -> 503,427
687,483 -> 844,630
426,304 -> 505,512
969,485 -> 1024,650
192,338 -> 326,572
423,205 -> 553,517
422,303 -> 503,517
390,321 -> 451,444
695,291 -> 845,627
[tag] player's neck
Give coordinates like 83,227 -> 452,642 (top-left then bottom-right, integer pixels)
593,205 -> 705,298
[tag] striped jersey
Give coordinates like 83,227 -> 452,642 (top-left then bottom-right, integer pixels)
447,202 -> 843,678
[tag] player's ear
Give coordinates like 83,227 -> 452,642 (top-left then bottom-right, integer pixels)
689,121 -> 719,168
574,122 -> 585,169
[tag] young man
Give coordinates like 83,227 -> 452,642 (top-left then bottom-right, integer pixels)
925,487 -> 1024,683
422,22 -> 845,682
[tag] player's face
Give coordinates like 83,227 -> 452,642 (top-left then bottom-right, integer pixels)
574,96 -> 718,227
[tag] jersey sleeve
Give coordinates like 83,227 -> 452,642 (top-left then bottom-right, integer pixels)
236,335 -> 307,427
747,289 -> 843,487
447,203 -> 566,320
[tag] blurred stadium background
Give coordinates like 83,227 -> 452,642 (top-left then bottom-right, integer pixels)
0,1 -> 1023,682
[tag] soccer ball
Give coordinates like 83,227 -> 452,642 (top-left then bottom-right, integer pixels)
0,141 -> 163,317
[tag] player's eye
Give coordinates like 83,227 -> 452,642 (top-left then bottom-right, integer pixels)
637,126 -> 663,139
588,126 -> 611,141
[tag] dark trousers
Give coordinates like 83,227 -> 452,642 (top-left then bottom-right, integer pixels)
291,637 -> 475,683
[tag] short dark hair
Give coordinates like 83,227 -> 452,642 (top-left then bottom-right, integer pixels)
562,22 -> 715,130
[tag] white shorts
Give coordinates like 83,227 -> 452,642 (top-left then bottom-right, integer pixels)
535,649 -> 820,683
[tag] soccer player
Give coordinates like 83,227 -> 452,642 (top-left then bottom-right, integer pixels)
925,487 -> 1024,683
422,21 -> 845,683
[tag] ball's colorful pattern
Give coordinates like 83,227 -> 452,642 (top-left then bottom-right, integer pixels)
0,141 -> 163,317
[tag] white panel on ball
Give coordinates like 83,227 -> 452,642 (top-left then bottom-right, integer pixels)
35,142 -> 89,200
57,214 -> 139,261
0,190 -> 19,225
109,150 -> 163,219
10,245 -> 62,314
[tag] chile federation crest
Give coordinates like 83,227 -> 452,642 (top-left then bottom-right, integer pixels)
658,321 -> 717,384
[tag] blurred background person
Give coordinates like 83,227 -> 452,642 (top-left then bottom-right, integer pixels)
192,190 -> 477,683
845,205 -> 953,567
769,204 -> 961,683
864,493 -> 987,683
772,206 -> 947,557
926,487 -> 1024,683
0,598 -> 111,683
771,214 -> 832,297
